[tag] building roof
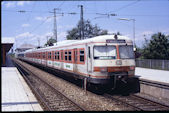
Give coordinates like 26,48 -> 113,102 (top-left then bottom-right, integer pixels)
2,38 -> 15,44
18,43 -> 35,49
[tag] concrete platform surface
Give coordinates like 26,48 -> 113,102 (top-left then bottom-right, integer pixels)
135,67 -> 169,84
2,67 -> 43,111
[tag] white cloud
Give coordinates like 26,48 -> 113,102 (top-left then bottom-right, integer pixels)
141,31 -> 154,36
5,2 -> 15,8
14,30 -> 67,48
58,32 -> 67,41
35,16 -> 52,23
16,32 -> 34,39
46,17 -> 53,23
17,1 -> 31,6
108,30 -> 118,34
58,25 -> 74,30
17,1 -> 24,6
44,32 -> 53,36
22,24 -> 30,27
35,16 -> 44,21
4,1 -> 31,8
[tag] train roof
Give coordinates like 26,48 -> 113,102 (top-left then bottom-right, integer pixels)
24,34 -> 132,52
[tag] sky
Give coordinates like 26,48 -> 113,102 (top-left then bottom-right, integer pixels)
2,0 -> 169,51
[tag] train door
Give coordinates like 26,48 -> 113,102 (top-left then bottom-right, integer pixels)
60,50 -> 64,69
73,48 -> 78,72
45,51 -> 47,67
87,46 -> 92,73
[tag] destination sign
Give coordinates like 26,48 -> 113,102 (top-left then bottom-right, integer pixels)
106,39 -> 126,43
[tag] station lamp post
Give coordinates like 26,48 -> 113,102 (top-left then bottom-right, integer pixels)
118,18 -> 136,51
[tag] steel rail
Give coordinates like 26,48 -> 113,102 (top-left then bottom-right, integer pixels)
12,58 -> 85,111
131,94 -> 169,110
104,94 -> 142,111
14,62 -> 52,111
104,94 -> 169,111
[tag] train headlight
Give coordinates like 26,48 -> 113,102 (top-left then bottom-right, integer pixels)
116,60 -> 122,65
130,66 -> 135,70
100,67 -> 107,72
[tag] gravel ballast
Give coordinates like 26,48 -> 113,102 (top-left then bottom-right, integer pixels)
13,58 -> 133,111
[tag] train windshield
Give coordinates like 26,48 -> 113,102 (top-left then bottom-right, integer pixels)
119,45 -> 134,59
94,46 -> 116,59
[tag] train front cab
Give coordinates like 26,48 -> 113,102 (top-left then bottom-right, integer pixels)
87,41 -> 140,94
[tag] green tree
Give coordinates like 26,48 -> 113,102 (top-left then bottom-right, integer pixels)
44,38 -> 57,46
117,31 -> 122,35
142,32 -> 169,60
66,19 -> 108,40
134,45 -> 143,59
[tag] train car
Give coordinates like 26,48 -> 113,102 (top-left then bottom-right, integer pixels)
17,35 -> 140,94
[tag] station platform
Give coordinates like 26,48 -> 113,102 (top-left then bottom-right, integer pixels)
135,67 -> 169,84
2,67 -> 43,111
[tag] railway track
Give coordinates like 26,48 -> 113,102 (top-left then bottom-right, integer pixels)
11,57 -> 169,111
13,60 -> 85,111
104,94 -> 169,111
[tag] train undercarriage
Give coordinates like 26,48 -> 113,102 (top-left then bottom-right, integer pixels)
19,59 -> 140,95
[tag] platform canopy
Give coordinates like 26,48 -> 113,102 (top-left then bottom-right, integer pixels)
2,38 -> 15,66
2,38 -> 15,51
15,43 -> 36,53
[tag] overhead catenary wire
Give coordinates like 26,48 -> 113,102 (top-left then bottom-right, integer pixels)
29,16 -> 53,34
2,10 -> 169,17
108,0 -> 140,13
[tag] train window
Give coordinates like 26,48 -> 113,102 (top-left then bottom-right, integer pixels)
65,51 -> 68,61
75,50 -> 77,62
57,51 -> 60,60
43,52 -> 45,59
68,51 -> 71,61
80,50 -> 84,62
50,52 -> 51,59
94,46 -> 116,59
55,52 -> 57,60
119,45 -> 134,59
61,51 -> 63,60
48,52 -> 51,59
88,47 -> 90,58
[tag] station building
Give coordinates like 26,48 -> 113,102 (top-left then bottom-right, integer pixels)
15,43 -> 35,53
1,38 -> 15,66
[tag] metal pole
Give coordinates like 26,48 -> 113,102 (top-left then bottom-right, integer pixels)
118,18 -> 136,50
81,5 -> 84,39
133,19 -> 135,48
78,5 -> 84,40
84,78 -> 87,95
37,37 -> 40,47
53,8 -> 57,43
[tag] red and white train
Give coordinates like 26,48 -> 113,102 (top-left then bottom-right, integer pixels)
16,35 -> 140,93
